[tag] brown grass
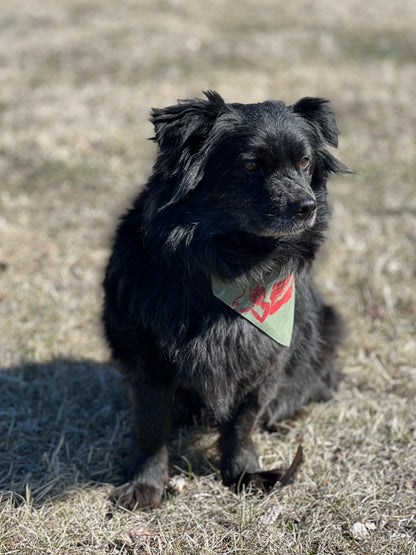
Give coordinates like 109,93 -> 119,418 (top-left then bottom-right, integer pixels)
1,0 -> 415,553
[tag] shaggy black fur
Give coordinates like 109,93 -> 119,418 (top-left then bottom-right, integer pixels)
103,91 -> 349,510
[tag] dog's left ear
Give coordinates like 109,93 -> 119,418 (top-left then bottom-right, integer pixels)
293,97 -> 351,175
292,97 -> 340,147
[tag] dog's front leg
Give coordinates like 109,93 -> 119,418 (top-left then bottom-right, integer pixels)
219,389 -> 288,492
219,390 -> 263,488
111,376 -> 172,510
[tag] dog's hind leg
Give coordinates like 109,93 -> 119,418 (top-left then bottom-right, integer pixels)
260,304 -> 344,429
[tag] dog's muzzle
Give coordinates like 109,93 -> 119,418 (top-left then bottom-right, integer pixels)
289,196 -> 317,221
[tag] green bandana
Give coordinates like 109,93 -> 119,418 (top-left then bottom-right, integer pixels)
212,273 -> 295,346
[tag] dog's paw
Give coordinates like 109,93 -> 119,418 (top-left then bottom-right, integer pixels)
227,444 -> 304,493
230,469 -> 284,492
110,481 -> 164,511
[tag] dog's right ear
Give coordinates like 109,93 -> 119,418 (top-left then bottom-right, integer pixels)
150,91 -> 225,154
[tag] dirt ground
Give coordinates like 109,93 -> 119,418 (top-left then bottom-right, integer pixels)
0,0 -> 415,553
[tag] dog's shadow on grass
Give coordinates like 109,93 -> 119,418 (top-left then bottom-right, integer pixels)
0,359 -> 218,505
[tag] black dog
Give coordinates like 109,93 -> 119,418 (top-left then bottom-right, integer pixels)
103,91 -> 349,509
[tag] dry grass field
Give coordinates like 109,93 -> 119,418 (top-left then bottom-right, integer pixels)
1,0 -> 415,553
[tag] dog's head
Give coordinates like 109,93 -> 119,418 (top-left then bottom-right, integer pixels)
148,91 -> 349,267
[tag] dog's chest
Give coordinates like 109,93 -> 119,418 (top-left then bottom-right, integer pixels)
165,302 -> 288,398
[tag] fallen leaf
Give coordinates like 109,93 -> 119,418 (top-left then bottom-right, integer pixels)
128,525 -> 154,538
167,475 -> 188,494
280,444 -> 303,486
350,521 -> 376,540
114,525 -> 157,550
257,504 -> 283,526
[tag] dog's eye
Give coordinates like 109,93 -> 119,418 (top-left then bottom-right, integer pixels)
299,156 -> 310,170
244,161 -> 258,171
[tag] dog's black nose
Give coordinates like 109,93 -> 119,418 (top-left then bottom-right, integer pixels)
292,197 -> 316,220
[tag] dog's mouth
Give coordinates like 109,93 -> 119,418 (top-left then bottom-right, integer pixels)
215,229 -> 277,257
214,200 -> 318,256
250,207 -> 317,239
241,194 -> 318,239
216,209 -> 317,257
